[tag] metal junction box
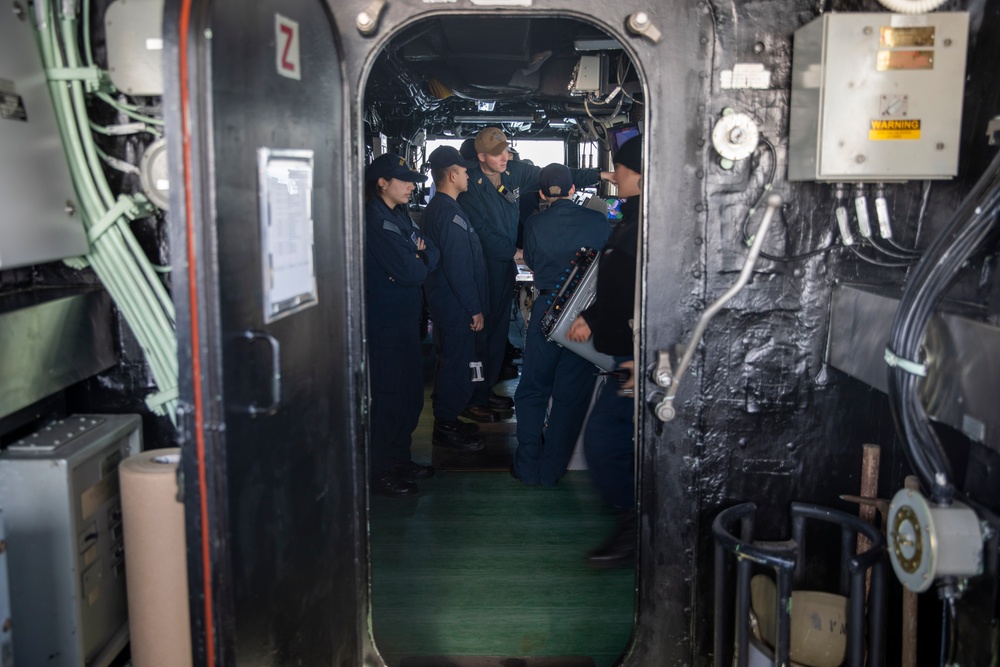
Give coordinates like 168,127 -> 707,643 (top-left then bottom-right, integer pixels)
0,510 -> 11,667
0,11 -> 88,268
789,12 -> 969,182
0,414 -> 141,667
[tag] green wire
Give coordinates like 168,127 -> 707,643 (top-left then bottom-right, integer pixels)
96,92 -> 165,126
82,0 -> 94,67
32,0 -> 178,422
89,120 -> 162,138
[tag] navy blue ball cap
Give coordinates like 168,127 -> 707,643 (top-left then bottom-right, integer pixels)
459,137 -> 478,161
427,145 -> 476,171
539,163 -> 573,197
366,153 -> 426,184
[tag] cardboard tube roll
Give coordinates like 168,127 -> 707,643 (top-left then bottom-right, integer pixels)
119,448 -> 192,667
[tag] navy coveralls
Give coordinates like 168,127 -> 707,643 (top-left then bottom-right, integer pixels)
365,197 -> 440,479
421,192 -> 489,421
458,161 -> 602,390
513,199 -> 611,486
581,196 -> 640,510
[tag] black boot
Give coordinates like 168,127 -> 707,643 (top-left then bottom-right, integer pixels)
454,420 -> 480,435
586,510 -> 636,568
372,471 -> 418,498
392,460 -> 435,480
433,420 -> 485,451
488,391 -> 514,410
460,405 -> 498,423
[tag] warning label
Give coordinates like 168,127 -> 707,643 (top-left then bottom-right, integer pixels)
869,119 -> 921,140
0,79 -> 27,121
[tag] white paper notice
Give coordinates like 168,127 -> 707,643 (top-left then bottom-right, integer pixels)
258,149 -> 317,322
720,63 -> 772,90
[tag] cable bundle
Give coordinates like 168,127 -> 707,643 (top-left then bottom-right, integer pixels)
887,149 -> 1000,505
31,0 -> 178,423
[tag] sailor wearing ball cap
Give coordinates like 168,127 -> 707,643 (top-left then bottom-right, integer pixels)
457,127 -> 615,415
364,153 -> 440,497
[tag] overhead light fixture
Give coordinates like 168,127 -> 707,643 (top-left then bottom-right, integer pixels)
574,37 -> 623,51
453,115 -> 536,123
569,55 -> 603,95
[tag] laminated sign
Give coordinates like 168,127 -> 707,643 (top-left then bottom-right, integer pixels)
869,119 -> 921,140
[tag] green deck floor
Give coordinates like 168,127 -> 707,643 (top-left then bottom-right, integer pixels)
370,471 -> 635,666
369,379 -> 636,666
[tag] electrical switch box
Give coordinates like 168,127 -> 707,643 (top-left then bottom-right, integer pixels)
0,13 -> 88,268
104,0 -> 165,96
789,12 -> 969,182
0,510 -> 11,667
570,55 -> 604,95
0,415 -> 141,667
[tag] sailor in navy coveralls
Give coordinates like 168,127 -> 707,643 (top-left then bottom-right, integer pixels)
364,153 -> 440,497
457,127 -> 613,414
512,164 -> 611,486
420,146 -> 489,452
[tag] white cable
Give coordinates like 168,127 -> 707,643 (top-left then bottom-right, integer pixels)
875,0 -> 948,14
875,196 -> 893,239
854,192 -> 873,239
836,206 -> 855,246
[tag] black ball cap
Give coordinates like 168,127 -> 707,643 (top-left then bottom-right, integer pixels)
614,135 -> 642,174
427,145 -> 477,171
366,153 -> 426,183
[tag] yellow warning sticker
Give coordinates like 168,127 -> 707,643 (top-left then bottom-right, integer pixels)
869,119 -> 921,140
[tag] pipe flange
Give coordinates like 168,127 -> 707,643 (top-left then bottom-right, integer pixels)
887,488 -> 983,593
711,111 -> 759,162
139,138 -> 170,211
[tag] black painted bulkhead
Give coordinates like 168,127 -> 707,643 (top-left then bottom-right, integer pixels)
695,0 -> 1000,664
0,0 -> 998,664
343,0 -> 1000,664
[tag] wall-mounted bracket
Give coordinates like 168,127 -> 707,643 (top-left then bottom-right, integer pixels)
626,11 -> 662,44
356,0 -> 386,37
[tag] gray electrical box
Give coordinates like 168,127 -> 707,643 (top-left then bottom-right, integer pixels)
0,510 -> 11,667
789,12 -> 969,182
104,0 -> 165,96
0,414 -> 141,667
570,55 -> 604,95
0,13 -> 89,268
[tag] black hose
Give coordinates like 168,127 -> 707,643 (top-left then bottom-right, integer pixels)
847,242 -> 917,268
887,149 -> 1000,505
864,236 -> 921,260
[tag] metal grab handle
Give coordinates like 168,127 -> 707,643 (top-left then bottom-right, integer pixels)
242,329 -> 282,416
655,194 -> 783,422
